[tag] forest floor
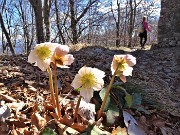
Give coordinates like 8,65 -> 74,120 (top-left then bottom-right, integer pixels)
0,45 -> 179,135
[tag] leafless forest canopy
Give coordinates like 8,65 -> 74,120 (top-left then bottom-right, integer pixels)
0,0 -> 160,54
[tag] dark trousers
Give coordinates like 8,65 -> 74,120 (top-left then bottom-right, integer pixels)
139,30 -> 147,48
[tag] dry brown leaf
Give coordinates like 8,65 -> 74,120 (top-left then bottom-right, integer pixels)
27,85 -> 37,92
0,94 -> 17,102
7,119 -> 27,128
15,127 -> 29,135
44,102 -> 55,111
50,112 -> 59,120
24,129 -> 34,135
31,125 -> 39,135
71,123 -> 87,133
2,69 -> 8,76
159,127 -> 168,135
58,123 -> 80,135
11,127 -> 19,135
31,112 -> 46,130
10,72 -> 24,77
59,115 -> 73,127
112,126 -> 128,135
139,115 -> 147,124
8,102 -> 25,114
0,83 -> 4,87
0,121 -> 9,134
11,80 -> 24,88
152,118 -> 165,128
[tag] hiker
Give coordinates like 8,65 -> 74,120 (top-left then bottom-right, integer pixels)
139,16 -> 151,49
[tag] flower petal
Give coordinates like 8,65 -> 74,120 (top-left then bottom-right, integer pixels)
80,88 -> 94,102
54,45 -> 69,57
79,66 -> 92,76
92,68 -> 105,78
92,78 -> 104,91
71,74 -> 82,89
45,42 -> 60,52
123,66 -> 133,76
62,54 -> 74,65
36,58 -> 50,71
125,54 -> 136,66
28,50 -> 37,64
120,75 -> 126,83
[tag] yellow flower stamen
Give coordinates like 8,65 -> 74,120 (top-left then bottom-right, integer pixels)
115,57 -> 127,71
35,46 -> 51,60
81,73 -> 96,89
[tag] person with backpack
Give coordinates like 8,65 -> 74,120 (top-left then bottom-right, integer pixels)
138,16 -> 151,49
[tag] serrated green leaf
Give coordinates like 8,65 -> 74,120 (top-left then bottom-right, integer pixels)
99,87 -> 110,111
42,128 -> 57,135
125,94 -> 133,108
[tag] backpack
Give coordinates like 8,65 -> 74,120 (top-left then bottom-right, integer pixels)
138,22 -> 145,33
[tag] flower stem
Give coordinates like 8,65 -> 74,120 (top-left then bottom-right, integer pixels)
73,96 -> 82,121
97,63 -> 120,120
47,67 -> 56,108
53,64 -> 61,119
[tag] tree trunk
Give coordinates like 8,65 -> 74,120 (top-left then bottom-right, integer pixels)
0,13 -> 15,55
116,0 -> 120,47
69,0 -> 97,44
158,0 -> 180,48
29,0 -> 44,43
128,0 -> 133,47
43,0 -> 51,42
55,0 -> 65,44
69,0 -> 78,44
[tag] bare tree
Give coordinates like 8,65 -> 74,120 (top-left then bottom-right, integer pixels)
111,0 -> 121,47
15,0 -> 34,54
29,0 -> 44,43
54,0 -> 66,44
43,0 -> 51,41
69,0 -> 97,44
0,0 -> 15,55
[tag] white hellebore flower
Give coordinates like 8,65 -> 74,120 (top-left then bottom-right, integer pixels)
51,45 -> 74,68
28,42 -> 61,71
71,66 -> 105,102
111,54 -> 136,83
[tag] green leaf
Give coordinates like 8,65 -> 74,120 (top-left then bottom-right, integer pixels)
42,128 -> 57,135
92,91 -> 102,111
110,87 -> 126,107
105,105 -> 119,126
90,126 -> 111,135
99,87 -> 110,111
125,94 -> 133,108
132,93 -> 142,106
81,125 -> 111,135
75,88 -> 81,91
134,106 -> 151,115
